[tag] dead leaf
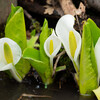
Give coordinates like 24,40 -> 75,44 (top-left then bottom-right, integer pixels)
58,0 -> 86,18
75,2 -> 86,18
46,0 -> 52,5
44,5 -> 54,15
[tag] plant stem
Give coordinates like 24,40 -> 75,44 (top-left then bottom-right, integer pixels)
45,84 -> 47,89
53,50 -> 66,76
50,57 -> 53,73
73,60 -> 79,76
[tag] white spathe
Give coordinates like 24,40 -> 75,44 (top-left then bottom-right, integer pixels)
0,38 -> 22,82
95,37 -> 100,80
44,30 -> 61,58
44,30 -> 61,67
55,14 -> 81,69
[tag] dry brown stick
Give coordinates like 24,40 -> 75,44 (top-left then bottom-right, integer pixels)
75,14 -> 82,34
24,9 -> 33,21
52,50 -> 66,76
18,93 -> 52,100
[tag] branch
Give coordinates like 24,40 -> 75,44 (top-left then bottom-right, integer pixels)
18,93 -> 51,100
52,50 -> 66,76
24,10 -> 33,21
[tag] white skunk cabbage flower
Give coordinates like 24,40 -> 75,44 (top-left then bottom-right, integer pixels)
95,37 -> 100,80
44,30 -> 61,67
0,38 -> 22,82
55,14 -> 81,74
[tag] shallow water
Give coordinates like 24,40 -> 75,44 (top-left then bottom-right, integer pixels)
0,75 -> 97,100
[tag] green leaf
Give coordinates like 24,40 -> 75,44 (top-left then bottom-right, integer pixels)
23,48 -> 48,74
22,19 -> 53,85
34,43 -> 40,48
87,18 -> 100,46
39,19 -> 51,65
56,65 -> 66,72
23,48 -> 53,84
79,22 -> 98,95
23,48 -> 40,61
5,4 -> 27,51
31,29 -> 36,36
15,58 -> 31,78
27,36 -> 38,48
29,60 -> 53,85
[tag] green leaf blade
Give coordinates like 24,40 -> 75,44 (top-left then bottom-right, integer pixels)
15,58 -> 31,78
23,48 -> 40,61
5,5 -> 27,51
27,36 -> 38,48
87,18 -> 100,46
79,22 -> 98,95
23,48 -> 53,84
23,48 -> 48,74
39,19 -> 52,65
56,65 -> 66,72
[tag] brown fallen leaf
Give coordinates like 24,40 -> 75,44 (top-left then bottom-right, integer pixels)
44,5 -> 54,15
46,0 -> 52,5
75,2 -> 86,18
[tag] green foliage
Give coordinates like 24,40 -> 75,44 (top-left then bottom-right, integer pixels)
56,65 -> 66,72
5,4 -> 31,79
15,58 -> 31,78
23,48 -> 40,61
32,19 -> 41,33
23,48 -> 53,85
87,19 -> 100,46
31,29 -> 36,36
23,19 -> 53,85
27,36 -> 39,48
79,21 -> 98,95
39,19 -> 51,65
5,4 -> 27,51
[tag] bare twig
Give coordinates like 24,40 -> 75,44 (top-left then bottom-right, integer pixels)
18,93 -> 52,100
52,50 -> 66,76
24,9 -> 33,21
75,14 -> 82,34
55,50 -> 66,58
